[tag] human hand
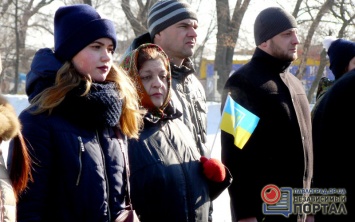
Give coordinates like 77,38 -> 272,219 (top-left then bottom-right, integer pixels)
200,156 -> 226,182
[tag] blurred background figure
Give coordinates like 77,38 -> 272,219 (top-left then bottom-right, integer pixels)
312,37 -> 355,118
1,92 -> 32,222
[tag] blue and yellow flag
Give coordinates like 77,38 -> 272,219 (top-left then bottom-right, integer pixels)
220,95 -> 260,149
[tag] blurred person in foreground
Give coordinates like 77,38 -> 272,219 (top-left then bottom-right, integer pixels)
220,7 -> 313,222
311,37 -> 355,118
312,38 -> 355,222
121,43 -> 232,222
7,4 -> 143,222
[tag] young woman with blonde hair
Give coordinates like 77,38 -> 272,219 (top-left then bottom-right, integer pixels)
7,4 -> 143,222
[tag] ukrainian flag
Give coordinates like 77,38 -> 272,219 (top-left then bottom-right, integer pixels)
220,95 -> 260,149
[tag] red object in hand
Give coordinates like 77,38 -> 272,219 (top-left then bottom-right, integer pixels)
200,156 -> 226,182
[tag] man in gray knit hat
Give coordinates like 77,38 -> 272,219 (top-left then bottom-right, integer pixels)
124,1 -> 208,165
220,7 -> 314,222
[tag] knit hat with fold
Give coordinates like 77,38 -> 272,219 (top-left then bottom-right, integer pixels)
54,4 -> 117,62
254,7 -> 297,46
147,0 -> 198,40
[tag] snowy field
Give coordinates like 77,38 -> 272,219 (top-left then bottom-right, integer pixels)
0,94 -> 232,222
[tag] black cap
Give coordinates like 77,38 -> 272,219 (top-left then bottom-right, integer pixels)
254,7 -> 297,46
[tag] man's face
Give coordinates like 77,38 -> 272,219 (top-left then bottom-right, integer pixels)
154,18 -> 198,66
264,28 -> 299,62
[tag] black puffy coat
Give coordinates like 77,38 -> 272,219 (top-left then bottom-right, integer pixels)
312,69 -> 355,221
128,103 -> 231,222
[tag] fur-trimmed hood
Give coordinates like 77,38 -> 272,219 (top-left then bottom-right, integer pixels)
0,95 -> 20,141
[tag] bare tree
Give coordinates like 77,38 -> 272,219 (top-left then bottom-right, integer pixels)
292,0 -> 304,16
0,0 -> 56,93
120,0 -> 155,36
193,13 -> 217,75
214,0 -> 251,93
0,0 -> 13,17
62,0 -> 112,8
295,0 -> 334,81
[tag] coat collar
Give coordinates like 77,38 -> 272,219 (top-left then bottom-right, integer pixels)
251,47 -> 292,74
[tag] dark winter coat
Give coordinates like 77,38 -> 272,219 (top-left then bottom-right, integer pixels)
128,103 -> 232,222
8,48 -> 127,222
311,77 -> 334,119
221,47 -> 313,221
312,68 -> 355,221
124,33 -> 208,156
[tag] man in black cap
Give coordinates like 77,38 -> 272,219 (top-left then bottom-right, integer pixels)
220,7 -> 313,222
124,0 -> 207,158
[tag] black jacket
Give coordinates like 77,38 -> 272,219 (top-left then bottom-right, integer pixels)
124,33 -> 208,156
312,69 -> 355,221
128,103 -> 232,222
221,48 -> 313,221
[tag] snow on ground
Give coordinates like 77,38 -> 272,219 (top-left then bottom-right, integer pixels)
0,94 -> 232,222
206,102 -> 232,222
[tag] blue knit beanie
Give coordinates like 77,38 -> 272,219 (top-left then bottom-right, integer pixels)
254,7 -> 297,46
54,4 -> 117,62
327,39 -> 355,80
147,0 -> 197,40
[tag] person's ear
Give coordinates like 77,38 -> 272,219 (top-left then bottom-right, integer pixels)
154,32 -> 162,43
260,41 -> 268,48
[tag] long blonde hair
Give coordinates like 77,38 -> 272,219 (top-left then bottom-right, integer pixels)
29,62 -> 144,139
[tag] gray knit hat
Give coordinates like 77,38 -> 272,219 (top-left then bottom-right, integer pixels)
147,0 -> 198,40
254,7 -> 297,46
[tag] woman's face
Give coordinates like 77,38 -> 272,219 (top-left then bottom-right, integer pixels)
72,38 -> 114,82
139,58 -> 168,108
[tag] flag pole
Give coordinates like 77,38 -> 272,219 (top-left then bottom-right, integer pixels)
208,122 -> 221,158
207,94 -> 230,158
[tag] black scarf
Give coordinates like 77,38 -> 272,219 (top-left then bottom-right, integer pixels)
55,82 -> 123,129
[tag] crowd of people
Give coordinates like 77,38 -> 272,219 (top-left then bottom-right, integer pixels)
0,0 -> 354,222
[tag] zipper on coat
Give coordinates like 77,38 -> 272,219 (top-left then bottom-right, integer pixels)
194,101 -> 206,143
76,136 -> 85,185
96,130 -> 111,221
